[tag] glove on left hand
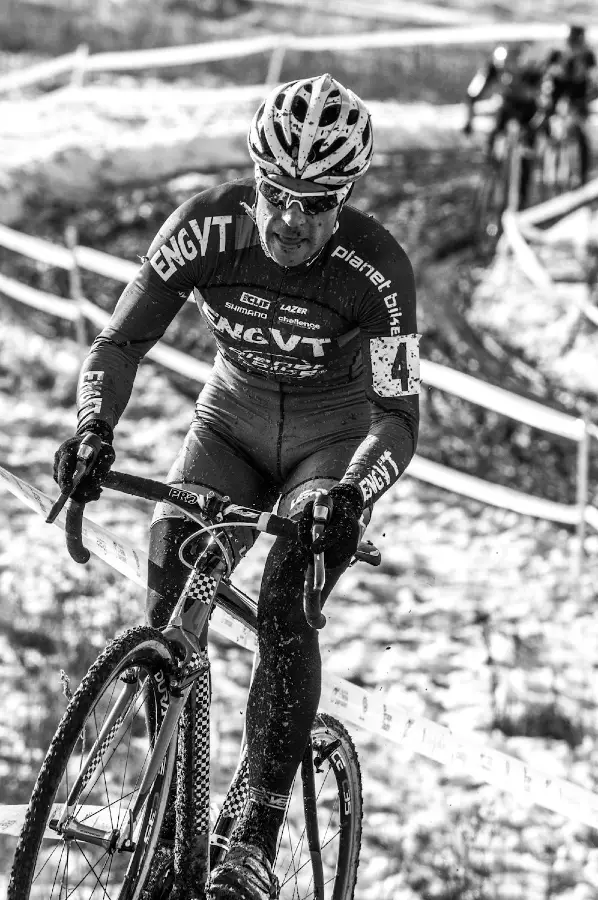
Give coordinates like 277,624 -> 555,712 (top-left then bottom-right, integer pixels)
298,483 -> 363,569
53,421 -> 115,503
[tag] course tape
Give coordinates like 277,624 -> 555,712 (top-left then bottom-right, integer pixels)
3,25 -> 598,92
2,463 -> 598,830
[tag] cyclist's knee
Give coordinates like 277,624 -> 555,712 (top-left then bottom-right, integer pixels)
147,517 -> 201,628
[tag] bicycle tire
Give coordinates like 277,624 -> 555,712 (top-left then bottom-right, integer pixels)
8,626 -> 178,900
564,128 -> 583,190
275,712 -> 362,900
474,163 -> 506,259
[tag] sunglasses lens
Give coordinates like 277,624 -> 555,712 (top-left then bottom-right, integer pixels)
304,194 -> 341,214
258,180 -> 287,209
258,179 -> 343,215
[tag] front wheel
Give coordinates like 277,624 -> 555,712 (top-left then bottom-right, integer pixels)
8,626 -> 178,900
276,712 -> 362,900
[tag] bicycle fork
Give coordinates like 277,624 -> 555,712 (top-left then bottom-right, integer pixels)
162,560 -> 226,898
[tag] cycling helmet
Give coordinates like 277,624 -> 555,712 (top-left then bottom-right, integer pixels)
568,24 -> 586,45
247,73 -> 374,187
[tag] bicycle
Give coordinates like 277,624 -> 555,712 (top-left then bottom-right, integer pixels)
474,117 -> 536,258
534,96 -> 585,200
7,433 -> 381,900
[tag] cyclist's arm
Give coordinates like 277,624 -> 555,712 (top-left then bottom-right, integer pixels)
77,198 -> 204,433
340,241 -> 419,508
467,61 -> 497,106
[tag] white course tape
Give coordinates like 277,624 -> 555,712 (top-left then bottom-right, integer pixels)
406,456 -> 596,527
79,298 -> 213,384
2,463 -> 598,829
0,273 -> 79,320
420,359 -> 586,442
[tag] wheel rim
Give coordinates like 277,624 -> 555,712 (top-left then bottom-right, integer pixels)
26,655 -> 172,900
275,719 -> 360,900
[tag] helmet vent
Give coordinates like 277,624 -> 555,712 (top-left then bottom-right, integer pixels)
319,102 -> 340,127
291,95 -> 308,122
273,119 -> 290,152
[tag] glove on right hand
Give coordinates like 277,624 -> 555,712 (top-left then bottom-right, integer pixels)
53,422 -> 115,503
297,483 -> 363,570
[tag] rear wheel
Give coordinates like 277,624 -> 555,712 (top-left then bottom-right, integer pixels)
275,713 -> 362,900
8,627 -> 177,900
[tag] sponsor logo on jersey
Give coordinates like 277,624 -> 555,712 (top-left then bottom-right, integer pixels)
79,370 -> 104,415
280,304 -> 307,315
226,301 -> 267,320
227,348 -> 325,378
150,215 -> 232,281
203,305 -> 331,357
240,291 -> 271,311
331,244 -> 403,335
359,449 -> 400,502
278,316 -> 320,330
331,245 -> 392,292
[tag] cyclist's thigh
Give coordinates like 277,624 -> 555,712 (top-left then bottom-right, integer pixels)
152,421 -> 278,564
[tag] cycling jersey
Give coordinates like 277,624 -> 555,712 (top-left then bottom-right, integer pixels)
77,178 -> 420,506
545,45 -> 596,101
468,56 -> 543,105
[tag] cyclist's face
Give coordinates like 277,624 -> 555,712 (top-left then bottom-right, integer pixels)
254,174 -> 341,267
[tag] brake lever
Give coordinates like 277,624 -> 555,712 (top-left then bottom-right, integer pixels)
46,432 -> 103,524
304,490 -> 334,630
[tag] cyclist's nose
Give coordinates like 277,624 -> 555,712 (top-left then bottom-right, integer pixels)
281,201 -> 308,228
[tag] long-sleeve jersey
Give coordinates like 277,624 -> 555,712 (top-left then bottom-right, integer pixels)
77,177 -> 420,506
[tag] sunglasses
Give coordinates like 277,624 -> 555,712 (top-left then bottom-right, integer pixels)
256,170 -> 350,216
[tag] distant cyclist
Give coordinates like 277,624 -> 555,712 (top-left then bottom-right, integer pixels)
463,42 -> 544,157
535,23 -> 597,184
52,73 -> 420,900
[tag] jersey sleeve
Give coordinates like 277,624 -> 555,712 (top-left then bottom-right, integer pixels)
341,237 -> 420,507
77,196 -> 208,432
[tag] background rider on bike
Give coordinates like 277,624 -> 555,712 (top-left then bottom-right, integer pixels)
534,23 -> 597,185
52,73 -> 420,900
464,42 -> 544,159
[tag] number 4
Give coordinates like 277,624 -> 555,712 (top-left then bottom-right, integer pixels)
390,341 -> 409,392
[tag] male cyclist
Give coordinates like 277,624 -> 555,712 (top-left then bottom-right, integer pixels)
463,43 -> 544,209
53,73 -> 420,900
463,42 -> 543,157
535,23 -> 597,184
